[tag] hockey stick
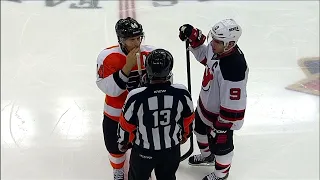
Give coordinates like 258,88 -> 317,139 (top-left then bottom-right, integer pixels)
136,52 -> 142,77
180,39 -> 194,162
136,52 -> 144,87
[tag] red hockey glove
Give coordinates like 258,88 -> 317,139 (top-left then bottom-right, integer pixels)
179,24 -> 206,48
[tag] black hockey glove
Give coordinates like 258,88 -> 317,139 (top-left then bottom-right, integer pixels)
139,73 -> 149,87
118,142 -> 133,153
179,24 -> 206,48
179,24 -> 193,41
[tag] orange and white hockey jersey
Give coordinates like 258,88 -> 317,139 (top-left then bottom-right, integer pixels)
96,45 -> 155,122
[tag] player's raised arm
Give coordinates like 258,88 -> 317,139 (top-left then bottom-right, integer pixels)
117,90 -> 139,152
178,24 -> 208,65
96,50 -> 129,96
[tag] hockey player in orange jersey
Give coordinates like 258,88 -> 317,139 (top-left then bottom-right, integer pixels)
96,17 -> 155,180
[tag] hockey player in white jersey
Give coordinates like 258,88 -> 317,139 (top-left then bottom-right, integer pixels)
178,19 -> 248,180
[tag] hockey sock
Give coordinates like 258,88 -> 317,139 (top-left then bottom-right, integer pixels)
109,153 -> 126,169
214,151 -> 233,178
195,131 -> 211,157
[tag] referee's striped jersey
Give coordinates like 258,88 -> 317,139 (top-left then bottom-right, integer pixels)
118,82 -> 195,151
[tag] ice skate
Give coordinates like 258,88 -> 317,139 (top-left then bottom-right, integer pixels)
202,172 -> 229,180
188,153 -> 215,166
113,168 -> 124,180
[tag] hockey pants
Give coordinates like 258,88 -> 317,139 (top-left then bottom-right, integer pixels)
102,115 -> 126,169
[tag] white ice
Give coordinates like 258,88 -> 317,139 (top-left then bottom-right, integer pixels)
1,1 -> 319,180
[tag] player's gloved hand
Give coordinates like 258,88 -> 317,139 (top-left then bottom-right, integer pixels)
179,24 -> 206,48
139,73 -> 149,87
180,137 -> 188,144
181,127 -> 193,145
118,142 -> 133,153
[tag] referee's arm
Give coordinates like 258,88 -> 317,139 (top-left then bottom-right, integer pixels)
182,93 -> 195,140
118,95 -> 137,151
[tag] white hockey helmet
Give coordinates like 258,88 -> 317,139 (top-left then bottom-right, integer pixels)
208,19 -> 242,48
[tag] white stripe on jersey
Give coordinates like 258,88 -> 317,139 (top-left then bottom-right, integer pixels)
148,96 -> 158,110
118,126 -> 125,143
175,100 -> 183,122
164,125 -> 172,148
164,95 -> 173,109
172,124 -> 180,144
137,104 -> 150,149
124,101 -> 135,121
152,127 -> 161,150
184,95 -> 194,111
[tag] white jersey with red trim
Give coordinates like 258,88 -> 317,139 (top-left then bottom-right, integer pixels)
190,44 -> 248,130
96,45 -> 155,122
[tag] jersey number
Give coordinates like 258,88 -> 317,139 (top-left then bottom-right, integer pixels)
153,110 -> 171,127
230,88 -> 241,100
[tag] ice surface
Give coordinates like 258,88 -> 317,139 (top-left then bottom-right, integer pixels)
1,1 -> 319,180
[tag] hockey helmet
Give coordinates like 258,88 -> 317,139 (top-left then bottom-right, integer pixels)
208,19 -> 242,48
115,17 -> 144,42
145,49 -> 173,81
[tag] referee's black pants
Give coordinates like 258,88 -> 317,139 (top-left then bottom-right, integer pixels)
128,144 -> 181,180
